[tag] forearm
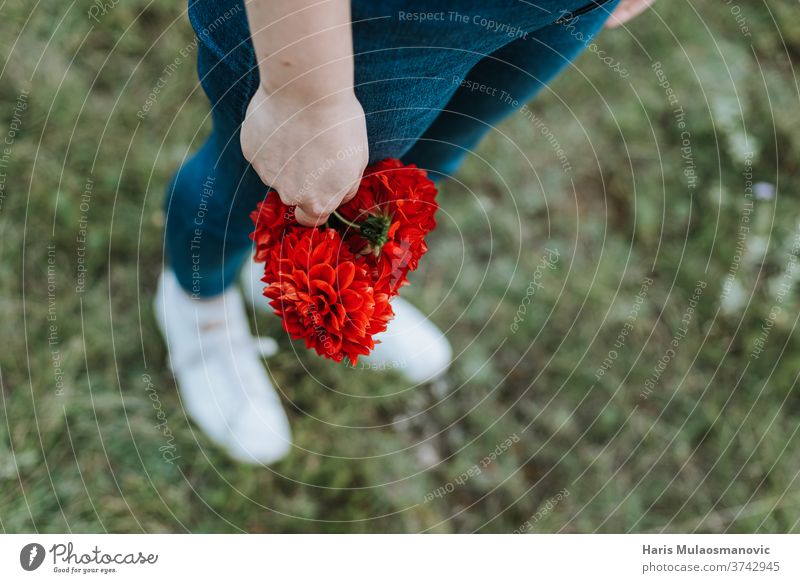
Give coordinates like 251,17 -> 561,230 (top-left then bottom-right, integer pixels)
245,0 -> 355,99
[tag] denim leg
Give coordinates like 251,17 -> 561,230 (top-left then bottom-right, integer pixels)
402,0 -> 620,177
164,110 -> 269,298
350,0 -> 589,164
164,36 -> 265,298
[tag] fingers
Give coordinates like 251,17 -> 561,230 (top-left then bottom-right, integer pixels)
605,0 -> 656,28
294,206 -> 330,227
292,188 -> 346,226
291,172 -> 362,226
341,180 -> 359,203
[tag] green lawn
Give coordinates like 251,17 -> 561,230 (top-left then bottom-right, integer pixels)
1,1 -> 799,533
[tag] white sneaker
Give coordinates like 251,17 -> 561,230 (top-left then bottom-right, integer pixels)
154,269 -> 291,465
243,259 -> 453,383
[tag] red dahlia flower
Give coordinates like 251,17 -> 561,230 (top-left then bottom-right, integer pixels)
262,228 -> 392,365
335,159 -> 438,293
249,193 -> 296,263
249,158 -> 437,364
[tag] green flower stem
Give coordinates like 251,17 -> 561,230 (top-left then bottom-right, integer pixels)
332,210 -> 361,230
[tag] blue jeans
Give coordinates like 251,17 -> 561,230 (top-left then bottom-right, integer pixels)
167,0 -> 619,297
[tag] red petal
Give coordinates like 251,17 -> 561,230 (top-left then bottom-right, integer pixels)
337,261 -> 356,289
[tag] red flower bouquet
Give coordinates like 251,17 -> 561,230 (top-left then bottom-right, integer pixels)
250,159 -> 438,364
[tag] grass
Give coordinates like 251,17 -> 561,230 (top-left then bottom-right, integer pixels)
1,0 -> 799,533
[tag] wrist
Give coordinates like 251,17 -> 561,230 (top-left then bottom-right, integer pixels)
257,76 -> 358,110
258,59 -> 354,100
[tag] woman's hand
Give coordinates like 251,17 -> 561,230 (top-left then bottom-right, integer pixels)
242,0 -> 364,226
605,0 -> 657,28
241,87 -> 368,226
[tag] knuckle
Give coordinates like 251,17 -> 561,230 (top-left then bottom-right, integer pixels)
305,200 -> 332,217
278,194 -> 297,208
253,165 -> 276,189
240,140 -> 254,162
294,211 -> 313,225
329,171 -> 359,193
295,209 -> 323,226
